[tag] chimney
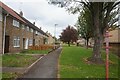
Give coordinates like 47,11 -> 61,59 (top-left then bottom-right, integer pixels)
19,11 -> 23,17
40,27 -> 41,30
33,22 -> 35,25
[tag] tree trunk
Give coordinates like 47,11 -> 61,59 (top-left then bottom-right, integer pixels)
89,34 -> 104,64
86,38 -> 89,49
88,3 -> 104,64
68,41 -> 70,46
88,31 -> 104,64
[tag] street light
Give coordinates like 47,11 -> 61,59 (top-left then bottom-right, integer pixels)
54,24 -> 58,42
54,24 -> 58,38
54,24 -> 58,49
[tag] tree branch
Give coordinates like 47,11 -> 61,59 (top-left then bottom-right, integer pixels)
74,0 -> 92,11
109,18 -> 119,27
111,1 -> 120,11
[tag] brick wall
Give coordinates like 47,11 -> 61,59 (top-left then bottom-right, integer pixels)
109,28 -> 120,43
21,29 -> 34,49
5,16 -> 35,53
5,16 -> 20,52
35,35 -> 44,46
2,14 -> 46,53
46,33 -> 54,45
109,43 -> 120,57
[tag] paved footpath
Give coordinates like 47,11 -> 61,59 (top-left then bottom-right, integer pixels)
18,47 -> 62,78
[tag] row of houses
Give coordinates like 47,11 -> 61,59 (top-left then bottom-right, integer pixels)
77,28 -> 120,46
77,27 -> 120,56
0,1 -> 55,54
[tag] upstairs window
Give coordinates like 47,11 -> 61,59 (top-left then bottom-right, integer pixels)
13,19 -> 19,27
30,28 -> 33,32
21,24 -> 25,29
35,31 -> 38,35
27,26 -> 29,31
13,36 -> 20,47
38,32 -> 41,36
0,14 -> 2,21
31,28 -> 33,32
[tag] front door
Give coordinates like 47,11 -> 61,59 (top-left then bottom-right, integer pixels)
23,38 -> 25,49
33,39 -> 35,46
4,35 -> 9,53
25,38 -> 28,49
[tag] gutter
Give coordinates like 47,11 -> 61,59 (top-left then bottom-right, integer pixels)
2,13 -> 9,54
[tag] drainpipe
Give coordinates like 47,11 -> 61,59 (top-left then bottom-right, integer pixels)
2,14 -> 9,54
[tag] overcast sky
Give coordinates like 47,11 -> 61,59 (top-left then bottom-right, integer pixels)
2,0 -> 79,38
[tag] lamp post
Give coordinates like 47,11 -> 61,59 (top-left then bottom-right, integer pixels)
54,24 -> 58,49
54,24 -> 58,39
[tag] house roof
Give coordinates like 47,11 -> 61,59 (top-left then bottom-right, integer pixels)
0,1 -> 26,23
19,15 -> 48,37
0,1 -> 48,37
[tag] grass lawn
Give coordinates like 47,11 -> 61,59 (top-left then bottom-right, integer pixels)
2,54 -> 40,67
1,48 -> 52,79
1,49 -> 52,79
60,45 -> 120,78
1,53 -> 41,79
1,49 -> 51,67
20,49 -> 52,54
0,55 -> 1,67
1,72 -> 21,80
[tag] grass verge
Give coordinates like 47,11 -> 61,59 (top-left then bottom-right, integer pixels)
60,45 -> 119,78
1,49 -> 51,79
1,72 -> 21,80
20,49 -> 52,54
2,54 -> 40,67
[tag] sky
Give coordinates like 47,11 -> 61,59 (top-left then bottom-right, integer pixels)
2,0 -> 79,38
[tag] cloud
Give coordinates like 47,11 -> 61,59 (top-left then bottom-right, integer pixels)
2,0 -> 78,38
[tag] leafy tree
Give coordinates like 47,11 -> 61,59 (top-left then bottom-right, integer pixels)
75,7 -> 93,48
60,25 -> 78,46
48,0 -> 120,64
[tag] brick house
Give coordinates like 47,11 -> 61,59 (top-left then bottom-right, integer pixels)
46,32 -> 55,45
109,28 -> 120,43
108,28 -> 120,56
77,27 -> 120,48
0,1 -> 48,54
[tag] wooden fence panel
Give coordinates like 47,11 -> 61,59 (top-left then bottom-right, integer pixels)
29,45 -> 54,50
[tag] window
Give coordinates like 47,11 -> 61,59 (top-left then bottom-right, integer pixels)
13,36 -> 20,47
31,29 -> 33,32
21,24 -> 25,29
30,28 -> 33,32
38,32 -> 40,35
35,31 -> 38,35
27,26 -> 29,31
13,20 -> 19,27
38,32 -> 41,35
29,39 -> 33,46
0,14 -> 2,21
